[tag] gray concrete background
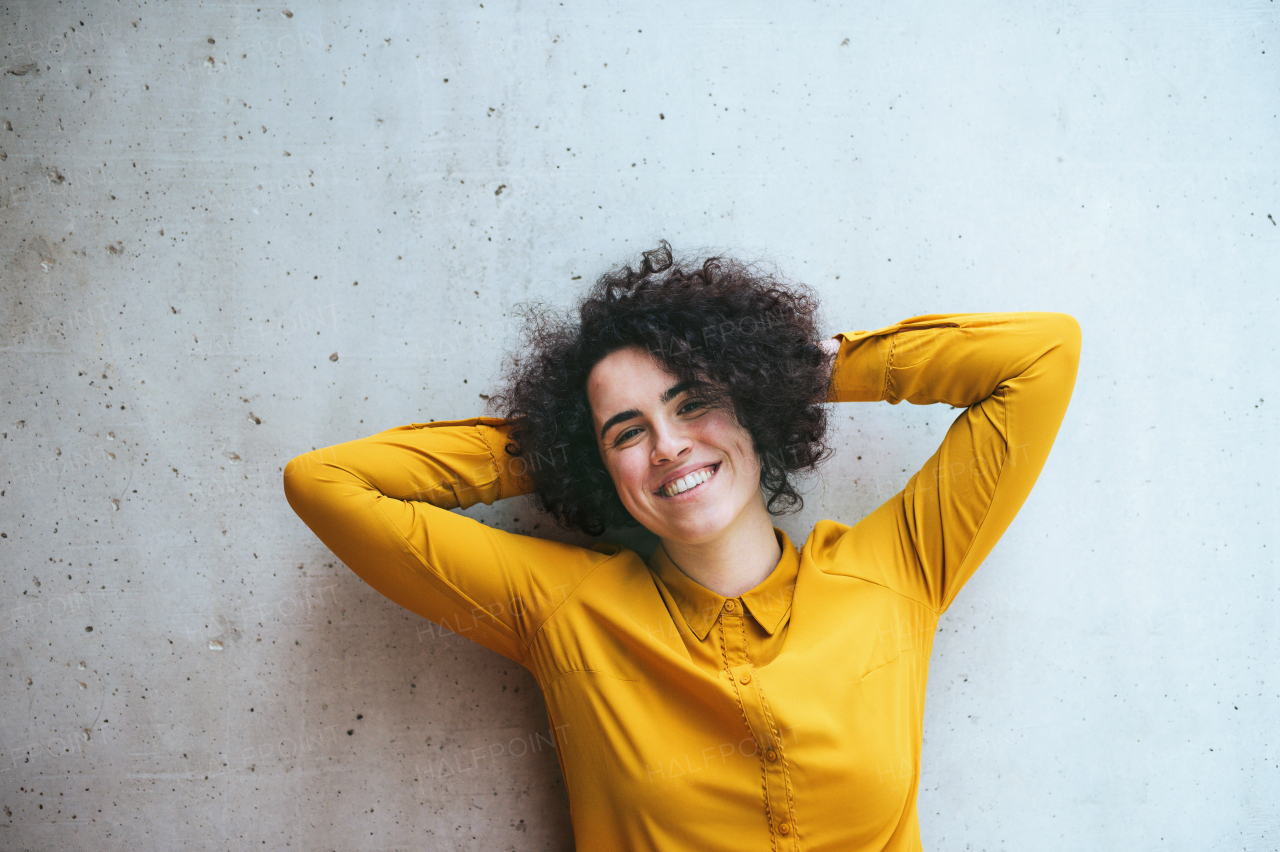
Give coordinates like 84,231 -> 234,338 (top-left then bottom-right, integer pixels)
1,1 -> 1276,850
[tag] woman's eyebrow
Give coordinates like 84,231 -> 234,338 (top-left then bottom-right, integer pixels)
599,379 -> 700,441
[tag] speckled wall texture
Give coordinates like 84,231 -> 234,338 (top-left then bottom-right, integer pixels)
1,1 -> 1277,850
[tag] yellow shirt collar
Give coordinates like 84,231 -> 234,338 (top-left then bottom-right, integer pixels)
646,526 -> 799,641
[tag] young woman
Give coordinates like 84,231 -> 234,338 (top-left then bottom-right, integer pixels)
283,242 -> 1081,851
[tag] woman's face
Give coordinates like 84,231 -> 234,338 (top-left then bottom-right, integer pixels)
587,345 -> 764,545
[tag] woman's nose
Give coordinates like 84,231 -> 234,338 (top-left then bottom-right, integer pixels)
650,418 -> 692,463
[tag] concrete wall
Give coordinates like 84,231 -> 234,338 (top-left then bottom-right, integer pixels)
2,2 -> 1276,849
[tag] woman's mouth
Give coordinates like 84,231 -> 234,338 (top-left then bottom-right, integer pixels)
656,463 -> 720,499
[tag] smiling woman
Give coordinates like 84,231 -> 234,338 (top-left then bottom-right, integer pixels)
282,242 -> 1081,851
491,241 -> 837,540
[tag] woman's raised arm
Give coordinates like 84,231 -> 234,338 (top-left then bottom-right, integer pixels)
815,312 -> 1082,614
283,416 -> 611,665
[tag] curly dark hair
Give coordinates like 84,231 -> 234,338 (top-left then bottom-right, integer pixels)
485,241 -> 836,537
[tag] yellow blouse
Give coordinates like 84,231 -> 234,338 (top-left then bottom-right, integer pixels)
283,312 -> 1081,851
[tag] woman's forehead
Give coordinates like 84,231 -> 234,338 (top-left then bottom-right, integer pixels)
587,346 -> 701,430
587,346 -> 672,403
590,345 -> 669,380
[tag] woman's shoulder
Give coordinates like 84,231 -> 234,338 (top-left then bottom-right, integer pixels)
799,513 -> 905,573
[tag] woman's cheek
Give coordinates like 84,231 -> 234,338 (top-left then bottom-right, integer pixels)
619,456 -> 650,506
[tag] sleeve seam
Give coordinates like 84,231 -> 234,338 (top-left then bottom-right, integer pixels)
881,331 -> 896,401
486,426 -> 503,503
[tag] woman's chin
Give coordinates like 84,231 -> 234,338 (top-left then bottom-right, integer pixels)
651,511 -> 734,547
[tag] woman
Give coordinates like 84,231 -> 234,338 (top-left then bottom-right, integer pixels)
283,242 -> 1081,851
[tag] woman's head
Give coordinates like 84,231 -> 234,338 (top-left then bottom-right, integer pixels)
488,241 -> 835,538
585,341 -> 767,547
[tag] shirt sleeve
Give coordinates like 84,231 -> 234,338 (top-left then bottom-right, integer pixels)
282,416 -> 610,666
817,312 -> 1082,615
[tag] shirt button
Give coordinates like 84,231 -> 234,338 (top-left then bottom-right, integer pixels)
765,749 -> 778,762
779,823 -> 791,835
724,599 -> 736,612
738,670 -> 752,684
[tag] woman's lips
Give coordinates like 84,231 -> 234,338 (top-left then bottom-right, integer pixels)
656,463 -> 720,499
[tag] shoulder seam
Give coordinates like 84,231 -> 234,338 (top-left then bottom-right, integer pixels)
524,546 -> 624,655
814,559 -> 942,616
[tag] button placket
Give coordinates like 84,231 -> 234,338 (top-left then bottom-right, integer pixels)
721,599 -> 799,848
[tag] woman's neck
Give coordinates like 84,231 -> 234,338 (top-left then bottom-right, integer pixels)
659,497 -> 783,598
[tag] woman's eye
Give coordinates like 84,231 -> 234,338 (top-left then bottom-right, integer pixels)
612,402 -> 703,445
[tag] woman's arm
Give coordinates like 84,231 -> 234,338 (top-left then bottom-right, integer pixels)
817,312 -> 1082,614
283,417 -> 609,665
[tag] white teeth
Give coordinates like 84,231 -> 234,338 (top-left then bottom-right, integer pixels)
662,465 -> 715,497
